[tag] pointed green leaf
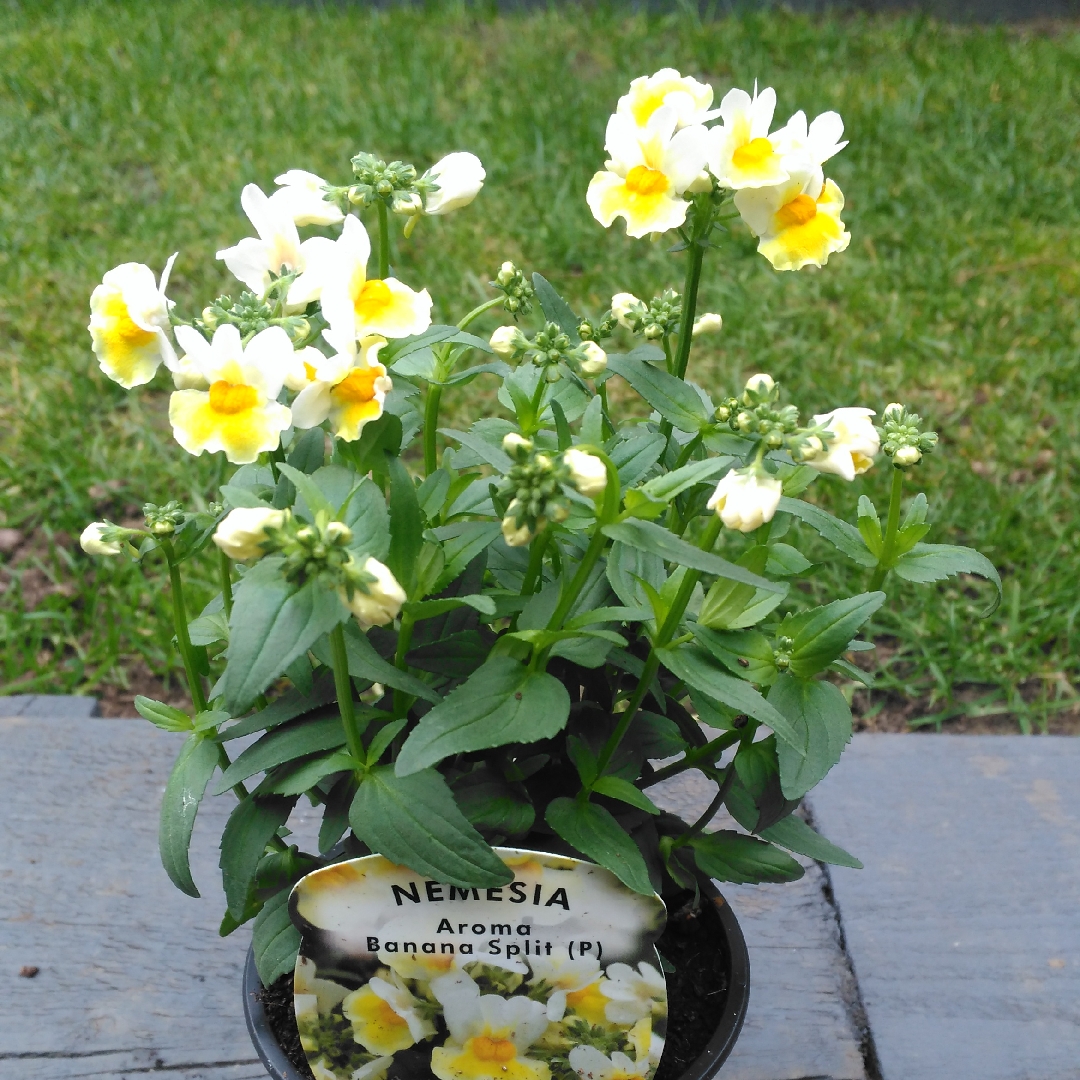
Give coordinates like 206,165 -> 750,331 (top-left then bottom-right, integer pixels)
592,776 -> 661,815
219,795 -> 297,920
770,675 -> 853,800
252,884 -> 301,987
781,592 -> 886,678
605,355 -> 710,433
893,543 -> 1002,613
159,734 -> 220,897
532,273 -> 581,342
136,696 -> 192,732
640,457 -> 732,502
257,749 -> 356,796
546,797 -> 654,894
688,830 -> 804,884
778,496 -> 876,566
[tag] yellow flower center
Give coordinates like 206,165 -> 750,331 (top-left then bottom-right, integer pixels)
731,137 -> 775,171
623,165 -> 669,197
303,361 -> 317,381
851,451 -> 873,474
469,1037 -> 517,1063
332,366 -> 382,404
372,996 -> 408,1030
775,194 -> 818,229
209,380 -> 259,414
355,279 -> 394,321
102,292 -> 156,349
630,90 -> 668,127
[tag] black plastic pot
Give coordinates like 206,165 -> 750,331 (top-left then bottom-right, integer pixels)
242,877 -> 750,1080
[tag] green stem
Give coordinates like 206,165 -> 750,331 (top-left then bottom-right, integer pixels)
391,612 -> 416,720
377,200 -> 391,279
218,549 -> 234,619
674,764 -> 737,845
457,296 -> 504,331
592,514 -> 723,780
330,623 -> 365,762
673,240 -> 706,381
521,530 -> 550,597
641,729 -> 743,788
423,384 -> 443,476
869,467 -> 904,591
662,334 -> 674,375
164,543 -> 206,715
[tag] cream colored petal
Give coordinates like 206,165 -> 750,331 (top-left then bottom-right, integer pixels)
216,236 -> 271,294
291,381 -> 334,429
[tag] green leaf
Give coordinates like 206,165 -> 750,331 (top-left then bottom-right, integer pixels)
193,709 -> 229,734
305,468 -> 389,561
432,522 -> 501,592
309,622 -> 441,704
396,657 -> 571,775
353,412 -> 403,475
765,543 -> 813,577
532,273 -> 581,342
454,769 -> 535,836
219,795 -> 296,920
408,629 -> 490,677
287,426 -> 326,474
893,543 -> 1002,612
551,399 -> 572,450
593,776 -> 661,815
258,749 -> 357,796
439,428 -> 513,473
697,546 -> 769,630
640,458 -> 732,502
277,463 -> 334,520
602,520 -> 783,593
365,717 -> 408,766
777,497 -> 876,567
693,626 -> 778,685
214,714 -> 349,794
221,558 -> 347,714
220,484 -> 270,510
135,696 -> 192,732
856,495 -> 884,557
769,675 -> 853,800
688,830 -> 804,884
219,676 -> 338,741
188,608 -> 230,647
319,775 -> 356,854
404,594 -> 496,620
252,884 -> 301,987
606,540 -> 665,610
159,734 -> 220,897
385,454 -> 423,595
381,324 -> 492,363
781,592 -> 886,677
761,815 -> 862,869
546,797 -> 654,894
605,355 -> 710,433
659,644 -> 805,755
350,766 -> 511,887
610,432 -> 666,488
442,361 -> 512,387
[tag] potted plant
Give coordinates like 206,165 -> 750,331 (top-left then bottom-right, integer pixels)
81,68 -> 998,1080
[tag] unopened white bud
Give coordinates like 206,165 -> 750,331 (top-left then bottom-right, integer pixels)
501,514 -> 533,548
894,445 -> 922,466
497,261 -> 517,286
340,557 -> 406,630
579,341 -> 607,377
884,402 -> 904,419
745,372 -> 775,395
324,521 -> 353,545
423,152 -> 485,215
80,522 -> 123,556
489,325 -> 521,359
213,507 -> 286,561
692,313 -> 724,337
686,170 -> 713,193
707,471 -> 783,533
563,449 -> 608,498
801,435 -> 824,461
610,292 -> 641,329
502,432 -> 533,456
392,192 -> 424,216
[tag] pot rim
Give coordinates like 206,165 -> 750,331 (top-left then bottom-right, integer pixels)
243,877 -> 750,1080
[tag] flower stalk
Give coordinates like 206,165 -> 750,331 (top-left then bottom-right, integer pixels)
869,466 -> 905,591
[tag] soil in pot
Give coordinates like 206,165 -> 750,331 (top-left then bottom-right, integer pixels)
256,889 -> 730,1080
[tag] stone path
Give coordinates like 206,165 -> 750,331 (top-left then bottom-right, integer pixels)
1,701 -> 1077,1080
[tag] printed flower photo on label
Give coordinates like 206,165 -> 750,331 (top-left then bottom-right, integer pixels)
288,850 -> 668,1080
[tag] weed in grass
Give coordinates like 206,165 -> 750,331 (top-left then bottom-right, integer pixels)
1,2 -> 1078,728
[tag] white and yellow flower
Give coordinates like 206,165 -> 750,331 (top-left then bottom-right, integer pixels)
294,956 -> 350,1021
340,557 -> 406,630
430,972 -> 551,1080
422,152 -> 486,215
774,109 -> 847,175
627,1017 -> 664,1066
527,955 -> 603,1023
733,167 -> 850,272
617,68 -> 718,130
291,330 -> 391,442
599,962 -> 667,1026
805,407 -> 879,481
168,323 -> 293,464
587,107 -> 710,238
706,86 -> 790,191
212,506 -> 286,561
320,215 -> 432,342
216,183 -> 336,310
270,169 -> 345,227
80,522 -> 123,556
707,469 -> 782,533
343,971 -> 435,1056
283,344 -> 333,393
88,255 -> 177,388
568,1046 -> 652,1080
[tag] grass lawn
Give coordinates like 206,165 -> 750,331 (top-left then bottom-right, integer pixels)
1,1 -> 1078,729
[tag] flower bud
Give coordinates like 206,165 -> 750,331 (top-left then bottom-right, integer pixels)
497,261 -> 517,286
563,449 -> 608,498
610,292 -> 641,329
392,192 -> 424,216
686,170 -> 713,194
579,341 -> 607,377
213,507 -> 286,561
502,432 -> 533,458
340,557 -> 406,630
422,152 -> 485,215
692,313 -> 724,337
501,513 -> 534,547
744,373 -> 775,396
800,435 -> 824,461
80,522 -> 122,556
706,471 -> 783,533
894,445 -> 922,467
489,325 -> 522,359
883,402 -> 904,420
324,521 -> 354,545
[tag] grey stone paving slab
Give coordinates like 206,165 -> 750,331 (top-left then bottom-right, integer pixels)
2,710 -> 865,1080
652,769 -> 867,1080
810,734 -> 1080,1080
0,694 -> 99,719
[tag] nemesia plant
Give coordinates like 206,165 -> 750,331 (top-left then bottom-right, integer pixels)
81,71 -> 1000,998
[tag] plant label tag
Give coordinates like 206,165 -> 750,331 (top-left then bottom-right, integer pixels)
289,847 -> 668,1080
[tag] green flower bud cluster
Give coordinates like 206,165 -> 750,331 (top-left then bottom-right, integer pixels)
578,312 -> 618,343
490,262 -> 535,316
773,635 -> 794,671
199,292 -> 278,338
143,501 -> 186,537
262,509 -> 360,589
523,322 -> 600,383
622,289 -> 682,339
730,377 -> 801,450
498,436 -> 571,546
349,153 -> 422,208
877,404 -> 938,469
